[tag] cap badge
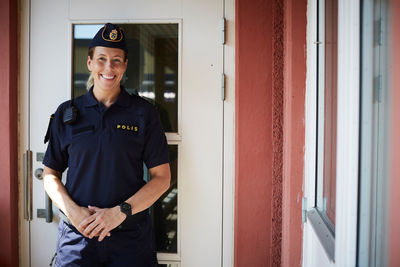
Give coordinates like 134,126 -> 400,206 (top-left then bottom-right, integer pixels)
109,29 -> 118,40
91,23 -> 127,51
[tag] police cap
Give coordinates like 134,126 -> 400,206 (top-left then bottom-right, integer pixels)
88,23 -> 127,53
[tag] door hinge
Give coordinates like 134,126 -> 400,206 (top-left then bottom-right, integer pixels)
221,18 -> 226,45
221,73 -> 226,101
302,197 -> 307,223
376,18 -> 382,46
24,150 -> 33,221
375,75 -> 382,103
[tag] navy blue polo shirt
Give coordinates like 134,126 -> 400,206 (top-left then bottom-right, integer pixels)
43,88 -> 169,208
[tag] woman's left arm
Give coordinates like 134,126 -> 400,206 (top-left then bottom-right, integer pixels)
78,163 -> 171,241
123,163 -> 171,215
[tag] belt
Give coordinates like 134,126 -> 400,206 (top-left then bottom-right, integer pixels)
59,209 -> 149,233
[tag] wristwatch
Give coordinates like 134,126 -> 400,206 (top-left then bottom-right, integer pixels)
119,202 -> 132,217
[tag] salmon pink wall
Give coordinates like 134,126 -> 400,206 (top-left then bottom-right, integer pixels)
0,0 -> 19,266
235,0 -> 306,266
235,0 -> 273,265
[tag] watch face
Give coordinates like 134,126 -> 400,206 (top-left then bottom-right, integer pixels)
121,203 -> 131,213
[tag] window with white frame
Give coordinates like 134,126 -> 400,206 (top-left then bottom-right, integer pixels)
316,0 -> 338,232
305,0 -> 362,265
304,0 -> 339,261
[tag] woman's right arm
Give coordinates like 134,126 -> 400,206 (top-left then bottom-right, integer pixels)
43,166 -> 92,230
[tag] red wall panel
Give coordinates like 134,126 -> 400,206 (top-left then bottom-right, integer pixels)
235,0 -> 306,266
0,0 -> 19,266
235,0 -> 274,265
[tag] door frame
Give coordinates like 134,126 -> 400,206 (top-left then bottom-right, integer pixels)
19,0 -> 31,266
18,0 -> 235,266
222,0 -> 235,266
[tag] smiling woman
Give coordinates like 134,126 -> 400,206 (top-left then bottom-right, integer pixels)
87,47 -> 128,105
86,47 -> 128,92
42,23 -> 171,266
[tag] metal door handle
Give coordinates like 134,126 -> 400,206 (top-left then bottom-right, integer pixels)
37,193 -> 53,223
24,150 -> 33,221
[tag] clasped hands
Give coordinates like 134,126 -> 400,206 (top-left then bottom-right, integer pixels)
70,205 -> 127,242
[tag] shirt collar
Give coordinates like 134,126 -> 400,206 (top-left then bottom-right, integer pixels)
113,86 -> 131,107
83,86 -> 131,108
83,86 -> 98,107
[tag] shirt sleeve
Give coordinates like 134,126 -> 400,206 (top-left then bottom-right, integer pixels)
143,106 -> 170,169
42,106 -> 69,173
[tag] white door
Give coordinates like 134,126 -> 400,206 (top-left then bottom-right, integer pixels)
21,1 -> 224,266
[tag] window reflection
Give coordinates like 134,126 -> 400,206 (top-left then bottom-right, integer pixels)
152,145 -> 178,253
316,0 -> 337,230
73,24 -> 179,255
72,23 -> 179,132
322,0 -> 338,226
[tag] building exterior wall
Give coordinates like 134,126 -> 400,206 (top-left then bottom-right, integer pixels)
0,0 -> 308,265
0,0 -> 19,266
235,0 -> 306,266
1,0 -> 397,265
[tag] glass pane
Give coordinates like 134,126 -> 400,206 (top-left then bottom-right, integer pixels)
358,0 -> 391,265
72,24 -> 179,132
316,0 -> 337,229
322,0 -> 338,226
152,145 -> 178,253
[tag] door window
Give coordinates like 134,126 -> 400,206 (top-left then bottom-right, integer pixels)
72,23 -> 180,256
73,24 -> 179,132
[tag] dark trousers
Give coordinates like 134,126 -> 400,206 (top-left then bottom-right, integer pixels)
54,215 -> 158,267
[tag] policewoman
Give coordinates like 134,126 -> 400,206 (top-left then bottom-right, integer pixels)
42,23 -> 170,267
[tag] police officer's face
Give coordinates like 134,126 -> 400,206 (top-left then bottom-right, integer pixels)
87,47 -> 127,91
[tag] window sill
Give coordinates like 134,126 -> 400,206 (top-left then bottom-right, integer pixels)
307,208 -> 335,262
